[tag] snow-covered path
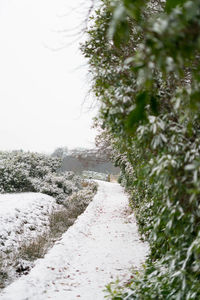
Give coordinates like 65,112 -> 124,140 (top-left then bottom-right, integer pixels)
0,181 -> 149,300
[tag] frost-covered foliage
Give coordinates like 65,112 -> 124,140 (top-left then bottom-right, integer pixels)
0,151 -> 61,193
82,0 -> 200,298
63,181 -> 98,215
32,174 -> 75,204
0,151 -> 86,203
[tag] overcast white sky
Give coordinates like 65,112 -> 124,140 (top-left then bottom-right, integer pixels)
0,0 -> 97,154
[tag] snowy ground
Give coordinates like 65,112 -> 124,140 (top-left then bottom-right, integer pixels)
0,181 -> 149,300
0,193 -> 66,288
0,193 -> 60,253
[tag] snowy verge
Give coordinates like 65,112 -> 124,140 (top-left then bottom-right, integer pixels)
0,181 -> 149,300
0,193 -> 64,287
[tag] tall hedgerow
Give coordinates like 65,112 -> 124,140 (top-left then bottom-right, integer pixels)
81,0 -> 200,298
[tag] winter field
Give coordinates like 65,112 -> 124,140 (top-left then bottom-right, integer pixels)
0,181 -> 148,299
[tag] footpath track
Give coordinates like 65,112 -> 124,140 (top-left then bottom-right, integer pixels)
0,181 -> 148,300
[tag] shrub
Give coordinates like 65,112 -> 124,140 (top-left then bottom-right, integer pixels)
63,181 -> 98,216
19,235 -> 49,262
49,208 -> 75,237
0,254 -> 8,289
0,151 -> 83,203
0,151 -> 61,194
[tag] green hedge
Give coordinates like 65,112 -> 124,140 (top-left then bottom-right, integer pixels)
82,0 -> 200,298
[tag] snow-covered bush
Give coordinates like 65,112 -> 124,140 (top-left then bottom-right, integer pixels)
0,151 -> 99,206
32,174 -> 75,204
0,151 -> 85,203
63,181 -> 98,216
0,151 -> 61,194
